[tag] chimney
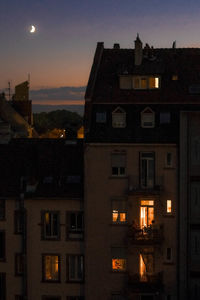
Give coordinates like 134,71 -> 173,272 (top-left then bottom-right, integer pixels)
113,43 -> 120,49
134,34 -> 143,65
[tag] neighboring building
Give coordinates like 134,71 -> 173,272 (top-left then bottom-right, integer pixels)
84,37 -> 200,300
0,139 -> 84,300
0,81 -> 37,142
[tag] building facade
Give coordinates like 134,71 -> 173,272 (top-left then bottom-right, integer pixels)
84,37 -> 200,300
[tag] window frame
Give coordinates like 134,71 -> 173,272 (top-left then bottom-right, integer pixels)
0,199 -> 5,221
165,247 -> 172,263
141,108 -> 155,128
166,200 -> 172,214
0,273 -> 6,300
42,254 -> 61,283
15,253 -> 24,276
66,212 -> 84,240
111,247 -> 127,272
140,152 -> 155,188
111,153 -> 126,177
41,211 -> 60,241
112,107 -> 126,128
0,231 -> 5,261
133,76 -> 160,90
112,199 -> 127,225
66,254 -> 84,283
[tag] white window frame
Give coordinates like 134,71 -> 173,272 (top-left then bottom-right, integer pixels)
112,107 -> 126,128
141,107 -> 155,128
111,153 -> 126,177
68,255 -> 84,281
42,211 -> 59,240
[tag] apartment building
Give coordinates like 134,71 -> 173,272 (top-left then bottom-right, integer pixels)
84,37 -> 200,300
0,139 -> 84,300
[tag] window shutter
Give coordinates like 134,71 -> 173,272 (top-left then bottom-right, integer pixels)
111,247 -> 127,259
111,154 -> 126,167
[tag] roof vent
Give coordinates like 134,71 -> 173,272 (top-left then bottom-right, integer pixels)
113,43 -> 120,49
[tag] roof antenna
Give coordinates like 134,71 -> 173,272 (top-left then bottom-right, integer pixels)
172,41 -> 176,49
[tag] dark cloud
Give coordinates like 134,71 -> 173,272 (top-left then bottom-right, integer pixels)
30,86 -> 86,101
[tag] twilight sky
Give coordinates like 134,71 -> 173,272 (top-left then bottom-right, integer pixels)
0,0 -> 200,104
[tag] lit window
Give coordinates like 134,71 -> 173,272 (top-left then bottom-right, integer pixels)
112,107 -> 126,128
141,108 -> 155,128
67,255 -> 84,282
160,112 -> 171,124
133,76 -> 160,89
42,211 -> 60,240
112,199 -> 127,224
96,112 -> 107,123
167,200 -> 172,213
112,211 -> 126,223
43,255 -> 60,282
140,201 -> 154,229
141,200 -> 154,206
139,252 -> 154,281
172,75 -> 178,80
111,153 -> 126,176
112,248 -> 127,272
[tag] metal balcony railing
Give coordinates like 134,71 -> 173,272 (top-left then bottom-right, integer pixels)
128,224 -> 164,245
128,176 -> 164,194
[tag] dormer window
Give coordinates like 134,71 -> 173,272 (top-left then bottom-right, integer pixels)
112,107 -> 126,128
141,107 -> 155,128
133,76 -> 160,89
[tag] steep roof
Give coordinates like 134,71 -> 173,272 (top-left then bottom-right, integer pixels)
85,44 -> 200,104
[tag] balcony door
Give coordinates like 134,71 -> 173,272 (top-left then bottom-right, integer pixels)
140,152 -> 155,188
140,200 -> 154,229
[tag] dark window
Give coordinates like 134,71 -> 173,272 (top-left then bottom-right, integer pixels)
166,153 -> 172,167
160,112 -> 171,124
15,254 -> 24,276
111,154 -> 126,176
0,232 -> 5,261
42,255 -> 60,282
14,211 -> 24,234
42,212 -> 60,240
67,212 -> 84,240
67,255 -> 84,282
140,152 -> 155,188
15,296 -> 24,300
66,297 -> 84,300
0,200 -> 5,220
96,112 -> 107,123
67,176 -> 81,184
166,248 -> 172,261
0,273 -> 6,300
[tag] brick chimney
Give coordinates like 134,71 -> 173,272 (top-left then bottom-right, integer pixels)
134,34 -> 143,65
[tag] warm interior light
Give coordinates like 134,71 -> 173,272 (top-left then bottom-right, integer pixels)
112,259 -> 126,271
155,77 -> 159,88
167,200 -> 172,213
45,212 -> 50,224
120,213 -> 126,222
112,210 -> 118,222
141,200 -> 154,206
140,254 -> 146,281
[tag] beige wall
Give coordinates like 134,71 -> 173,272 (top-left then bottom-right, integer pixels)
85,143 -> 177,300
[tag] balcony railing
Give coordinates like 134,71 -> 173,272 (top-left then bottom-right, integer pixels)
128,176 -> 164,194
128,272 -> 163,292
128,224 -> 164,245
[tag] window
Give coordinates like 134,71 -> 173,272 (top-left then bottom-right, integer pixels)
67,255 -> 84,282
0,200 -> 5,220
0,273 -> 6,300
112,248 -> 127,272
140,201 -> 154,229
111,294 -> 126,300
111,153 -> 126,176
160,112 -> 171,124
140,251 -> 154,281
42,211 -> 60,240
140,152 -> 155,188
172,75 -> 178,80
141,108 -> 155,128
166,153 -> 173,167
112,200 -> 127,224
119,76 -> 132,89
14,211 -> 24,234
67,212 -> 84,239
112,107 -> 126,128
96,112 -> 107,123
15,296 -> 24,300
0,232 -> 5,261
191,183 -> 200,219
191,136 -> 200,165
167,200 -> 172,213
133,76 -> 160,89
15,254 -> 24,276
166,248 -> 172,262
43,255 -> 60,282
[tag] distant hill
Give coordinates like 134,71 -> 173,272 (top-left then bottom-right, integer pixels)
32,104 -> 84,115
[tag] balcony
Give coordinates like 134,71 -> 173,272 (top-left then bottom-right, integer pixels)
128,272 -> 163,293
128,224 -> 164,245
128,176 -> 164,195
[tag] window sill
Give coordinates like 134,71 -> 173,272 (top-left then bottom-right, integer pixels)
109,176 -> 128,179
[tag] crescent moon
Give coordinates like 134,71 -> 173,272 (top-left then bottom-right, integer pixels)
30,25 -> 36,33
